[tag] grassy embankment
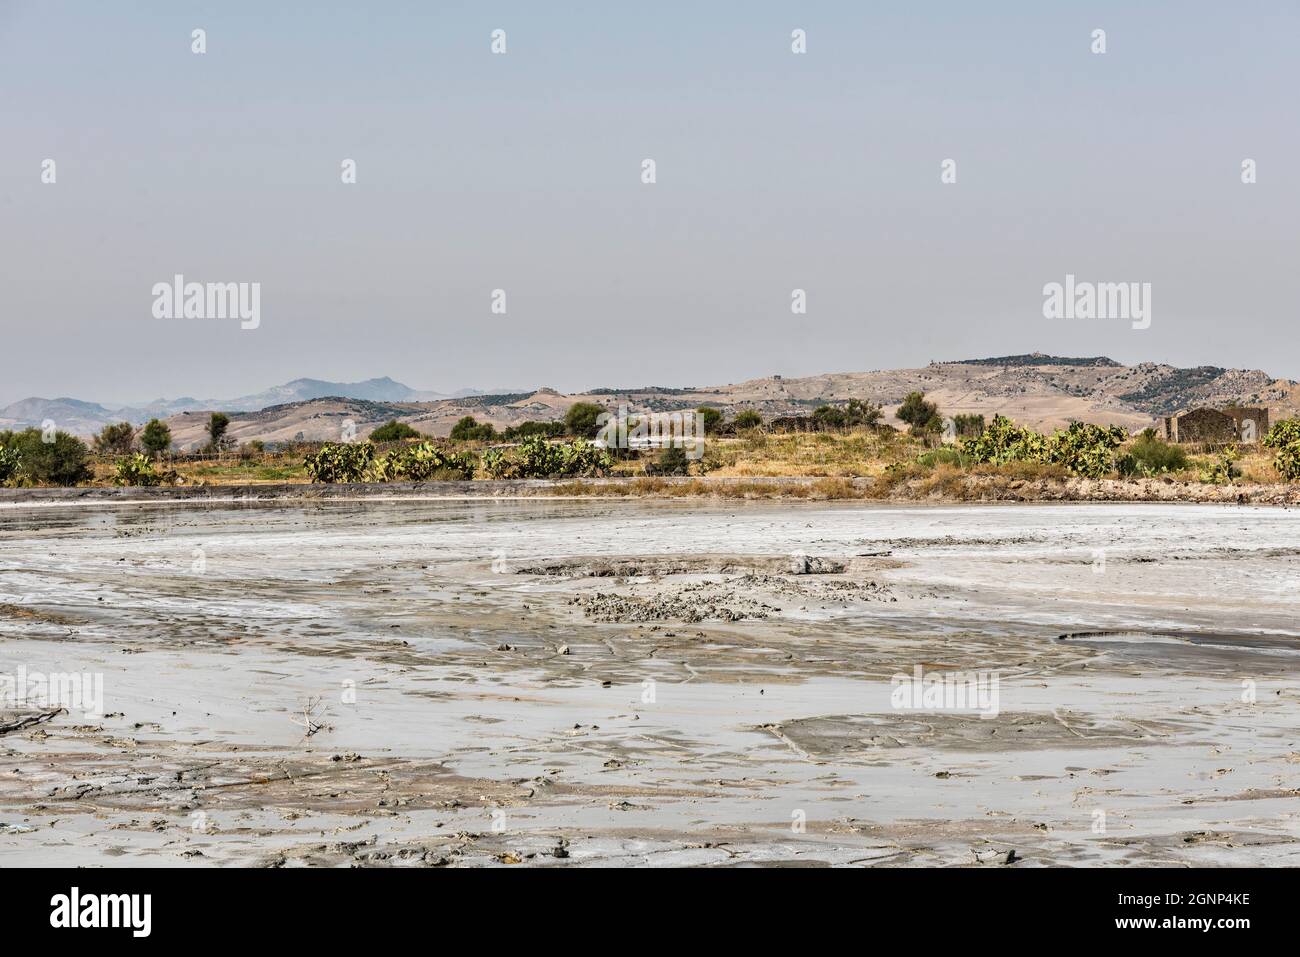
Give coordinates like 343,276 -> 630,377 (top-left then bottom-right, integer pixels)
58,427 -> 1289,502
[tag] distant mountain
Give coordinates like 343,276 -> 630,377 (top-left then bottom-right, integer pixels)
0,397 -> 125,437
0,377 -> 449,434
221,377 -> 443,411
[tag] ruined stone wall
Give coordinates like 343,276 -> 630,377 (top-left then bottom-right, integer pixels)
1173,409 -> 1236,443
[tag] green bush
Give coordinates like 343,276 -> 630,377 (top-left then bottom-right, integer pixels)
897,391 -> 941,433
303,443 -> 374,483
206,412 -> 231,451
811,399 -> 881,430
94,421 -> 136,455
960,416 -> 1124,478
369,420 -> 421,442
1047,422 -> 1127,479
1263,419 -> 1300,481
502,420 -> 566,440
563,402 -> 605,438
1117,433 -> 1188,477
481,436 -> 612,479
114,453 -> 174,487
0,447 -> 21,486
811,404 -> 847,428
733,409 -> 763,430
646,445 -> 690,475
1199,447 -> 1241,485
140,418 -> 173,456
696,407 -> 723,435
2,428 -> 93,486
371,441 -> 475,481
917,447 -> 963,468
951,414 -> 985,438
960,415 -> 1048,466
449,416 -> 497,442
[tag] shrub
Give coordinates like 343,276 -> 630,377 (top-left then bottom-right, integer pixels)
1262,419 -> 1300,481
813,399 -> 883,430
94,421 -> 135,455
2,428 -> 93,486
481,436 -> 612,479
917,447 -> 963,468
646,445 -> 690,476
449,416 -> 497,442
114,453 -> 174,487
695,407 -> 723,435
952,414 -> 985,438
1117,433 -> 1188,477
811,404 -> 848,428
0,447 -> 21,486
371,441 -> 475,481
140,419 -> 173,456
897,391 -> 941,433
733,409 -> 763,430
369,420 -> 421,442
564,402 -> 605,438
960,415 -> 1048,466
1199,447 -> 1241,485
1046,422 -> 1127,479
303,442 -> 374,483
206,412 -> 231,451
960,416 -> 1124,478
502,420 -> 566,440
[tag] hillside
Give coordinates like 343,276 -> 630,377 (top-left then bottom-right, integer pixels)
143,356 -> 1299,448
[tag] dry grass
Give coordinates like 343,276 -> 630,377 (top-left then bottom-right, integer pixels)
701,428 -> 914,477
69,432 -> 1293,501
548,478 -> 870,500
90,452 -> 309,486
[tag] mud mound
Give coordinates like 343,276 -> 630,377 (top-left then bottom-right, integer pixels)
766,710 -> 1191,756
569,587 -> 777,623
516,555 -> 847,578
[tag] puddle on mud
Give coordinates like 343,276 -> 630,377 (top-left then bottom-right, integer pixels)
1056,629 -> 1300,665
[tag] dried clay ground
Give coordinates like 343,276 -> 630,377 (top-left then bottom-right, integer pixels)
1,499 -> 1298,867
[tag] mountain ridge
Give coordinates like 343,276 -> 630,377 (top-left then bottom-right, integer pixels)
5,357 -> 1296,448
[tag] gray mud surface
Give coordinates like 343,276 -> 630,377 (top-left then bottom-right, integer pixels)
1,499 -> 1297,866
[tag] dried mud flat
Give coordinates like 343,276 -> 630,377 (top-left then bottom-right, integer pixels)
1,499 -> 1298,867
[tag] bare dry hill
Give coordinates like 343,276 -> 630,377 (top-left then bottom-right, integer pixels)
157,354 -> 1300,448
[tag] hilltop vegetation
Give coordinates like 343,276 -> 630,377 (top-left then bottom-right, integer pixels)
947,354 -> 1122,368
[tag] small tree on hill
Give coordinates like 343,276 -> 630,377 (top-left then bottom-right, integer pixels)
370,420 -> 421,442
206,412 -> 231,451
140,419 -> 173,457
564,402 -> 605,438
897,391 -> 941,435
94,421 -> 136,455
449,416 -> 496,441
695,406 -> 722,434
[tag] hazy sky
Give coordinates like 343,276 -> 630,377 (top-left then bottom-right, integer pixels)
3,1 -> 1298,406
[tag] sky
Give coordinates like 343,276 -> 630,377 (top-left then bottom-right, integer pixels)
2,1 -> 1298,406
